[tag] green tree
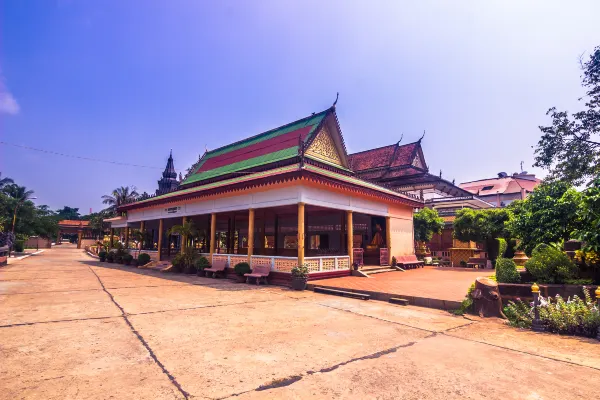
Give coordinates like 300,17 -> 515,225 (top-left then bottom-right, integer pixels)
506,181 -> 582,255
574,176 -> 600,252
413,208 -> 444,242
3,184 -> 36,234
0,172 -> 13,189
453,208 -> 512,261
56,206 -> 81,220
534,46 -> 600,186
101,186 -> 139,211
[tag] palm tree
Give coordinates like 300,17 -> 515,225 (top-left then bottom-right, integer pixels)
168,220 -> 198,251
0,173 -> 13,190
102,186 -> 139,211
4,184 -> 36,234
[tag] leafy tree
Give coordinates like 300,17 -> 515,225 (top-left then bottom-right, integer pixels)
453,208 -> 512,261
56,206 -> 81,220
0,172 -> 13,189
413,208 -> 444,242
3,184 -> 36,234
534,46 -> 600,186
506,181 -> 582,255
574,176 -> 600,252
101,186 -> 139,211
138,191 -> 151,201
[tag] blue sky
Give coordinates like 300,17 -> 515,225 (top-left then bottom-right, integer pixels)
1,1 -> 598,213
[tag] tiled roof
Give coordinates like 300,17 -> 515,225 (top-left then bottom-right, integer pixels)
348,142 -> 419,171
182,110 -> 330,185
58,220 -> 90,227
459,176 -> 541,196
119,163 -> 422,211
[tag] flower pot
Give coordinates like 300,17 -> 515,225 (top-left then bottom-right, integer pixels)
291,276 -> 308,291
235,275 -> 246,283
99,257 -> 106,262
196,269 -> 205,277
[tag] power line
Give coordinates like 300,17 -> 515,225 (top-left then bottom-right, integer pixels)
0,141 -> 162,169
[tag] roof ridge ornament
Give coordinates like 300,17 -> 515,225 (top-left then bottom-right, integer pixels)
418,130 -> 425,142
332,92 -> 339,108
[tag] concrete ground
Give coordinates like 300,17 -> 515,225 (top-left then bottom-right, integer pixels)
1,246 -> 599,400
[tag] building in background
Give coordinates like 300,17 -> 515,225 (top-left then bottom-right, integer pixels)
459,171 -> 541,207
349,139 -> 495,264
156,151 -> 180,196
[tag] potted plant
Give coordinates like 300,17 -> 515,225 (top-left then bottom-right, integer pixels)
106,251 -> 115,263
99,250 -> 107,262
290,263 -> 309,290
353,262 -> 359,271
195,256 -> 210,276
391,256 -> 397,267
233,262 -> 251,283
123,253 -> 133,266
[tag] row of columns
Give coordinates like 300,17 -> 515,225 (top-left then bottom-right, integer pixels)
123,203 -> 392,266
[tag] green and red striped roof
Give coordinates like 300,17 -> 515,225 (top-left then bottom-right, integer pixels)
182,109 -> 329,185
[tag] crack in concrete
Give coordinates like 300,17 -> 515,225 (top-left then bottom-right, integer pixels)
319,303 -> 600,372
0,315 -> 118,329
88,267 -> 191,399
128,298 -> 281,317
220,335 -> 436,399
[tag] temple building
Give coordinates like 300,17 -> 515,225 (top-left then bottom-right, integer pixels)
156,151 -> 180,196
459,171 -> 541,207
107,105 -> 423,281
349,139 -> 494,264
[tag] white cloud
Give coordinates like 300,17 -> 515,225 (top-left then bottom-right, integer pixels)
0,80 -> 19,115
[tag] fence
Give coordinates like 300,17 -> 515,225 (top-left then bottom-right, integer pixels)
208,254 -> 351,274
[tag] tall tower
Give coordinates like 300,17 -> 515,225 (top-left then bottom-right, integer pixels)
156,150 -> 180,195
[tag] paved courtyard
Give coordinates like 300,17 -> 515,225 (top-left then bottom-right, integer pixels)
311,267 -> 492,307
1,246 -> 599,399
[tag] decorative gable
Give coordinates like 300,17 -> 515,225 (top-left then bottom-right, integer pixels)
412,154 -> 424,169
305,126 -> 343,166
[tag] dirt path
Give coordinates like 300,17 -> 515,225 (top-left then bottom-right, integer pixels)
1,247 -> 598,399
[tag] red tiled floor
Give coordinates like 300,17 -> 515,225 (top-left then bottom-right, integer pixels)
310,266 -> 495,302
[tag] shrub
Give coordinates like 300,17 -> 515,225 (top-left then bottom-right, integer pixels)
106,251 -> 115,263
195,256 -> 210,271
98,250 -> 107,261
123,254 -> 133,265
496,258 -> 520,283
234,262 -> 251,276
114,253 -> 124,264
137,253 -> 151,266
391,256 -> 397,267
291,263 -> 309,279
452,282 -> 475,316
504,287 -> 600,337
460,260 -> 467,268
13,240 -> 24,252
525,244 -> 578,283
497,238 -> 508,257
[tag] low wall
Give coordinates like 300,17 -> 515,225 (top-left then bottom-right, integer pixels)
24,237 -> 52,249
499,283 -> 599,304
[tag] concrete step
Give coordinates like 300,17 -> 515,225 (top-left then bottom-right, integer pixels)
313,286 -> 370,300
389,297 -> 409,306
360,267 -> 397,275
